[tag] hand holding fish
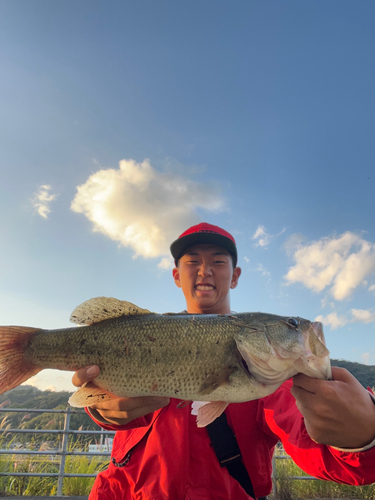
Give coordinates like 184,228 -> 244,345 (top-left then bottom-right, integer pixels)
72,365 -> 170,426
291,367 -> 375,449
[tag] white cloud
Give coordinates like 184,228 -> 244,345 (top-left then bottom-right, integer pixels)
350,309 -> 375,324
252,225 -> 286,249
315,312 -> 348,330
320,296 -> 335,309
158,257 -> 174,270
256,263 -> 270,277
71,159 -> 225,259
24,375 -> 39,388
315,308 -> 375,331
252,225 -> 272,248
22,370 -> 76,392
284,232 -> 375,300
369,284 -> 375,292
244,256 -> 250,263
253,225 -> 267,240
284,233 -> 306,256
31,185 -> 58,219
362,353 -> 370,365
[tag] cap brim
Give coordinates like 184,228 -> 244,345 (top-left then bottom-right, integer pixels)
170,233 -> 237,266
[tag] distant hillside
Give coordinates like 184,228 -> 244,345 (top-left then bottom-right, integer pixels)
0,386 -> 97,432
331,359 -> 375,389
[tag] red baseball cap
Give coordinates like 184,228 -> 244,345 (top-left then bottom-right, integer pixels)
170,222 -> 238,266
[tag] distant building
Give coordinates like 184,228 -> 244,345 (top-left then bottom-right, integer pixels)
88,437 -> 113,453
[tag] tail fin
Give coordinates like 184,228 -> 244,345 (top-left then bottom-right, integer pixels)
0,326 -> 42,395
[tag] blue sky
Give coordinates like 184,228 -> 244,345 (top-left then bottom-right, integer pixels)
1,1 -> 375,392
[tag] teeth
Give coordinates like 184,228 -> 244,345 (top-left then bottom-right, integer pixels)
196,285 -> 214,290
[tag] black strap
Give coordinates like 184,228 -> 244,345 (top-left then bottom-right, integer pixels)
206,412 -> 256,499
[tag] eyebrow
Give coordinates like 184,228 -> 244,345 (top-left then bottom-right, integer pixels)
184,251 -> 229,257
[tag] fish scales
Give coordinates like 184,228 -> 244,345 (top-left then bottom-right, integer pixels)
0,297 -> 331,425
23,313 -> 245,401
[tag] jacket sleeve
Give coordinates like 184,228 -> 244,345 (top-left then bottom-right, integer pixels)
258,380 -> 375,486
85,406 -> 156,431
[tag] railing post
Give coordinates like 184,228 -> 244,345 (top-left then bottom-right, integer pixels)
272,453 -> 277,496
57,406 -> 71,496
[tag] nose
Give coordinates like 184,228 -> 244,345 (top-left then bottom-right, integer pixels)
198,263 -> 213,277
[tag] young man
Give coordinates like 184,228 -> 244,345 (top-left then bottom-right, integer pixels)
73,223 -> 375,500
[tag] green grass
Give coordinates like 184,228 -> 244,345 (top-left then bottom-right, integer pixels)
272,447 -> 375,500
0,425 -> 108,497
60,454 -> 107,497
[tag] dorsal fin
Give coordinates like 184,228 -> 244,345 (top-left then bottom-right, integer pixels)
70,297 -> 152,325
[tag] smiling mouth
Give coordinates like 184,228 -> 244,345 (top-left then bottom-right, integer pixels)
195,284 -> 215,291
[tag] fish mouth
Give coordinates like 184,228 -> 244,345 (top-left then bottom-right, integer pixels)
240,357 -> 253,379
311,321 -> 325,343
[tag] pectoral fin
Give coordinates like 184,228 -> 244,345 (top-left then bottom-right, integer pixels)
68,382 -> 116,407
198,365 -> 238,395
192,400 -> 229,427
70,297 -> 153,325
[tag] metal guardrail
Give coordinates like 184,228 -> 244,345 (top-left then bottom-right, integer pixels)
0,407 -> 115,497
271,450 -> 317,495
0,408 -> 321,498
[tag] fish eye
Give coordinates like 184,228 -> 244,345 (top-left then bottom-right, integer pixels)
287,318 -> 298,327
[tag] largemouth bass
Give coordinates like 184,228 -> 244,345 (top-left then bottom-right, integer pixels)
0,297 -> 331,426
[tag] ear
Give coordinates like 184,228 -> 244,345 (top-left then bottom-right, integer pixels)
172,267 -> 182,288
230,267 -> 241,290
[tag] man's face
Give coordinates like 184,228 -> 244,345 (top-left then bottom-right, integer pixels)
172,244 -> 241,314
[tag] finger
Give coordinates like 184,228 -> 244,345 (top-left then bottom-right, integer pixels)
72,365 -> 100,387
290,384 -> 314,401
96,397 -> 170,425
330,366 -> 353,382
293,373 -> 320,393
290,384 -> 319,415
293,371 -> 337,393
92,395 -> 169,412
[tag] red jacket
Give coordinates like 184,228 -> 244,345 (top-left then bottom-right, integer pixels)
88,380 -> 375,500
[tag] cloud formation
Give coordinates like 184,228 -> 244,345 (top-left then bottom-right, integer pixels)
256,263 -> 271,277
362,353 -> 370,365
315,308 -> 375,330
315,312 -> 348,330
31,185 -> 58,219
252,225 -> 271,247
71,159 -> 225,260
284,232 -> 375,300
252,225 -> 286,248
350,309 -> 375,324
157,257 -> 174,270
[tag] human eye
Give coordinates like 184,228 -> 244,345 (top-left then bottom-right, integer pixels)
213,255 -> 228,264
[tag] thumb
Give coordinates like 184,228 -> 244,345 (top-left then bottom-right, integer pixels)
330,366 -> 354,382
72,365 -> 100,387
